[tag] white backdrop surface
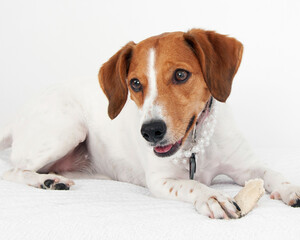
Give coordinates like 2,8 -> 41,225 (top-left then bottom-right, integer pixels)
0,0 -> 300,149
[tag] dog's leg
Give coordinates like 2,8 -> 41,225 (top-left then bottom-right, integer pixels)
2,169 -> 74,190
261,168 -> 300,207
1,88 -> 89,189
214,103 -> 300,207
147,176 -> 240,219
2,125 -> 88,190
219,132 -> 300,207
2,130 -> 88,190
228,163 -> 300,207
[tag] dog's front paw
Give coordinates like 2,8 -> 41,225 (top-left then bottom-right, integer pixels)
271,183 -> 300,207
194,191 -> 240,219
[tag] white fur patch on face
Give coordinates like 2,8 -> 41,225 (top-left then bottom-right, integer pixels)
140,48 -> 164,124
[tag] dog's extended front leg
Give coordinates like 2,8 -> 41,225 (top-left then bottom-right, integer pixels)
231,165 -> 300,207
263,169 -> 300,207
147,176 -> 240,219
220,133 -> 300,207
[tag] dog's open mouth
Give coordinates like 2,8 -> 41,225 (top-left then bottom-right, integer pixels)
152,114 -> 198,158
153,139 -> 182,157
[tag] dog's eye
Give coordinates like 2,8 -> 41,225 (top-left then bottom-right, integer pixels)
173,69 -> 190,84
130,78 -> 142,92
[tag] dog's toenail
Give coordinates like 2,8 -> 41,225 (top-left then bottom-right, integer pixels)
291,199 -> 300,208
44,179 -> 55,188
54,183 -> 69,190
233,201 -> 241,211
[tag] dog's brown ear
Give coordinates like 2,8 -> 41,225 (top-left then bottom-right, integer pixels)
99,42 -> 135,119
183,29 -> 243,102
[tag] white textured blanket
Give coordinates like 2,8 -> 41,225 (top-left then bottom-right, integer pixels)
1,148 -> 300,240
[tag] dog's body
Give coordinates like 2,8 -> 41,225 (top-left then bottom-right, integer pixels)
1,29 -> 300,219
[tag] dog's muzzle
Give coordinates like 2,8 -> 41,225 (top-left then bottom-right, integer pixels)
140,120 -> 182,157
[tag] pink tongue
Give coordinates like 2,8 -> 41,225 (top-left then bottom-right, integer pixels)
154,144 -> 173,153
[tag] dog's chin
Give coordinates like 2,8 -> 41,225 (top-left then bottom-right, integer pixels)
153,139 -> 182,158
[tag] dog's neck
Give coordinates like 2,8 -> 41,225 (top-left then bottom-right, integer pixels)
172,97 -> 218,179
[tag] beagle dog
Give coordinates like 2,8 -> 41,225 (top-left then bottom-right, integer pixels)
1,29 -> 299,219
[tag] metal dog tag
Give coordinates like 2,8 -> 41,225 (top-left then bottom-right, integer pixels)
189,153 -> 196,180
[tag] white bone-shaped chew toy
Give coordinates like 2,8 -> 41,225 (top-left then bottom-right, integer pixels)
234,178 -> 265,217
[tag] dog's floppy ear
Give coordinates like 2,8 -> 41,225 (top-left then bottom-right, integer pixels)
99,42 -> 135,119
183,29 -> 243,102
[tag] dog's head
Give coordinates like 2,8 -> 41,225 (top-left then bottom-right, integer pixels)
99,29 -> 243,157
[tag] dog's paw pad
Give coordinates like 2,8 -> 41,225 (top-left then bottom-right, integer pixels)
54,183 -> 70,190
291,199 -> 300,208
39,175 -> 74,190
44,179 -> 55,188
277,184 -> 300,207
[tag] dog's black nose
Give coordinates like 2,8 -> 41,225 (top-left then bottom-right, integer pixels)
141,120 -> 167,143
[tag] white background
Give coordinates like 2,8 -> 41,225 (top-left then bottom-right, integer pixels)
0,0 -> 299,150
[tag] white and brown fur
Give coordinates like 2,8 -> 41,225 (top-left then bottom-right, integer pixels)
1,29 -> 299,219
